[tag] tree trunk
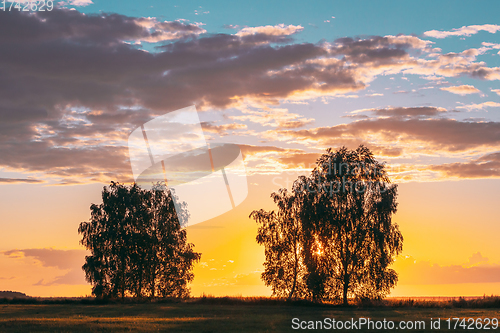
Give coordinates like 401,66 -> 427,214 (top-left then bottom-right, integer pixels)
342,282 -> 348,306
121,252 -> 126,301
288,236 -> 298,300
288,273 -> 297,300
342,271 -> 350,306
151,269 -> 156,298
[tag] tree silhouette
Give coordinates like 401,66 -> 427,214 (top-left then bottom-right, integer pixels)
250,186 -> 309,300
251,146 -> 403,305
78,182 -> 201,299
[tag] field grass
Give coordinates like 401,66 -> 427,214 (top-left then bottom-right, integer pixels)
0,297 -> 499,332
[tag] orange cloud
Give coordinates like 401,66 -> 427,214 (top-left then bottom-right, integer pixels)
201,122 -> 247,136
395,253 -> 500,285
262,105 -> 500,155
440,84 -> 481,95
132,18 -> 206,42
429,152 -> 500,179
235,24 -> 303,37
3,10 -> 500,186
229,106 -> 314,129
456,101 -> 500,111
2,248 -> 88,286
0,178 -> 44,184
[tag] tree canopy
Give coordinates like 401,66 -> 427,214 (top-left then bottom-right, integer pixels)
250,146 -> 403,304
79,182 -> 201,299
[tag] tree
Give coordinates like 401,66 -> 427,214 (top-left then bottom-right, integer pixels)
78,182 -> 201,299
250,146 -> 403,305
250,186 -> 309,300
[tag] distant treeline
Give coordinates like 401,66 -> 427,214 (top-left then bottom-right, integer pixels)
0,291 -> 30,299
1,295 -> 499,308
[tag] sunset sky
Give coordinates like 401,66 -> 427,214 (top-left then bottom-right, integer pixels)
1,0 -> 500,298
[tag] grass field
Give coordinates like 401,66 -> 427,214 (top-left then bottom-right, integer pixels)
0,298 -> 499,332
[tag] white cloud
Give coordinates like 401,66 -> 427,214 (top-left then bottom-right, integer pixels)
440,85 -> 481,96
58,0 -> 93,7
424,24 -> 500,39
70,0 -> 92,5
456,101 -> 500,111
194,10 -> 209,15
133,17 -> 206,42
236,24 -> 304,37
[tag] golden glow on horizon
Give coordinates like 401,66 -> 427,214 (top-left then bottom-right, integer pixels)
0,175 -> 499,297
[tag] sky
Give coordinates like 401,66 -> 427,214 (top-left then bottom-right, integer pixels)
1,0 -> 500,298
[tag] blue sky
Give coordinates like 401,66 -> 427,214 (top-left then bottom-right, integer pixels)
76,0 -> 500,42
1,0 -> 500,185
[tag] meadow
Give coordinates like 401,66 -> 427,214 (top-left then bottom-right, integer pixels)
0,297 -> 499,332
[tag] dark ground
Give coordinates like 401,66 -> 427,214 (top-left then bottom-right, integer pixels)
0,298 -> 499,332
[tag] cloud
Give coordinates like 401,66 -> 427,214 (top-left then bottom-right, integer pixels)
2,8 -> 500,184
402,46 -> 500,81
237,141 -> 500,181
3,249 -> 87,270
237,144 -> 320,174
239,144 -> 287,157
430,152 -> 500,178
456,101 -> 500,111
331,35 -> 433,57
234,106 -> 500,180
0,178 -> 44,184
240,143 -> 394,175
229,107 -> 314,130
0,141 -> 134,184
201,122 -> 247,136
0,9 -> 204,45
34,269 -> 86,286
59,0 -> 93,7
275,152 -> 322,169
0,11 -> 323,182
468,252 -> 489,266
440,84 -> 481,95
396,254 -> 500,285
265,108 -> 500,154
196,270 -> 264,287
223,24 -> 240,30
326,36 -> 500,83
277,119 -> 314,129
3,248 -> 88,286
424,24 -> 500,39
134,18 -> 206,42
491,89 -> 500,96
353,106 -> 448,118
194,9 -> 209,15
232,271 -> 264,286
235,24 -> 304,37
